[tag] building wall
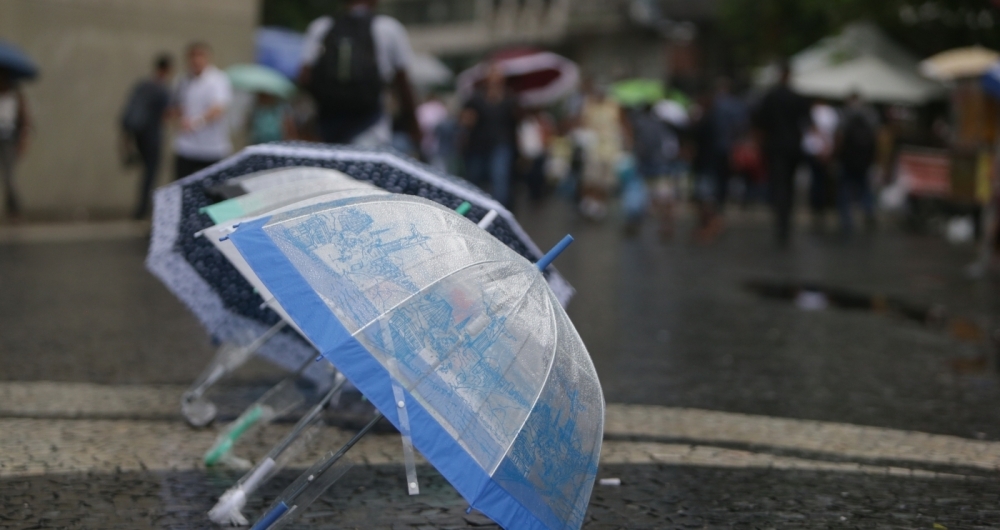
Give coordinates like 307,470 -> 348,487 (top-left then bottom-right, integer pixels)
0,0 -> 259,219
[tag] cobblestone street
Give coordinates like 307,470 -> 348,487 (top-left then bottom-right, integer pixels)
3,203 -> 1000,529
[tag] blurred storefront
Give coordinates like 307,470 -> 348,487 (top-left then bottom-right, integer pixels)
0,0 -> 259,220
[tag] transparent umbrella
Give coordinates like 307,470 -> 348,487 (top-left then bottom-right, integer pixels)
227,193 -> 603,530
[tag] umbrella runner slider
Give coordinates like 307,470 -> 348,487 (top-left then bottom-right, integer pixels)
208,372 -> 347,526
249,235 -> 575,530
181,321 -> 287,427
202,355 -> 341,468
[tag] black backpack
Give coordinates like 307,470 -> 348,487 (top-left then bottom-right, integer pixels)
309,13 -> 383,118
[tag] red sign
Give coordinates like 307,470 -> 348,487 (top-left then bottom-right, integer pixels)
895,147 -> 951,198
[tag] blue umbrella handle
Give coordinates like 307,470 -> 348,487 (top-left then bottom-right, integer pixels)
536,235 -> 574,271
249,501 -> 288,530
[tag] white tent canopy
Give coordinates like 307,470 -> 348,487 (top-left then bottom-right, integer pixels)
793,56 -> 944,104
757,22 -> 945,104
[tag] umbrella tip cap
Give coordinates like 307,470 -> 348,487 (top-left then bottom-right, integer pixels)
536,234 -> 574,271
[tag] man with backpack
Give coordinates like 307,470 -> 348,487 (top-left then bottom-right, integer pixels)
299,0 -> 421,148
120,53 -> 173,219
835,92 -> 879,235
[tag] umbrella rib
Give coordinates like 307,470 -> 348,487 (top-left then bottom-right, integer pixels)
460,270 -> 554,476
350,258 -> 518,343
351,260 -> 547,462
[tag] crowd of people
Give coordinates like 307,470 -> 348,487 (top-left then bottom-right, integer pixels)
405,61 -> 885,248
112,0 -> 889,252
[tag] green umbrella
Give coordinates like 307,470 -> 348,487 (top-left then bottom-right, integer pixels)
225,64 -> 296,99
610,78 -> 665,107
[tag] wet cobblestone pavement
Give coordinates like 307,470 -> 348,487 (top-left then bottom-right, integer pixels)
3,205 -> 1000,528
4,464 -> 999,529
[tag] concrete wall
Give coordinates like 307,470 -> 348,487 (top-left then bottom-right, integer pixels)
0,0 -> 259,219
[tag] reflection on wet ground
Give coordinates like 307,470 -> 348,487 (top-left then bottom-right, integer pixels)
744,278 -> 999,374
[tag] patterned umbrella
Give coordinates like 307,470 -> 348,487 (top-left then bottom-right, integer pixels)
228,193 -> 602,530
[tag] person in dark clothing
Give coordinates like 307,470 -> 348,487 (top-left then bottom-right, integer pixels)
298,0 -> 420,148
121,53 -> 173,219
461,65 -> 519,208
753,63 -> 811,246
694,78 -> 748,242
707,78 -> 747,208
835,92 -> 879,235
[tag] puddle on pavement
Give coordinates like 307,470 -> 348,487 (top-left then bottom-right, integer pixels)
744,279 -> 999,374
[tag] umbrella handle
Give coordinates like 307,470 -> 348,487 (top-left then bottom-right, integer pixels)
250,412 -> 382,530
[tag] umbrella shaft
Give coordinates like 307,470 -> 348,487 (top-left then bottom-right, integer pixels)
271,375 -> 346,457
285,411 -> 383,503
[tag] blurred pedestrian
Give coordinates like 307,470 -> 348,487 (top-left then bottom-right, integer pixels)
753,62 -> 811,247
517,108 -> 554,203
576,82 -> 623,220
625,104 -> 679,238
460,65 -> 518,208
248,92 -> 295,145
417,93 -> 449,170
120,53 -> 173,218
299,0 -> 421,149
0,67 -> 30,222
731,133 -> 767,206
171,42 -> 232,180
801,99 -> 838,231
707,77 -> 747,210
835,92 -> 879,235
694,78 -> 747,242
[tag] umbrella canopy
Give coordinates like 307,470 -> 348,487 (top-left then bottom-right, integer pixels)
229,193 -> 602,530
921,46 -> 1000,81
0,40 -> 38,80
792,55 -> 944,105
409,53 -> 453,88
610,79 -> 665,107
653,99 -> 689,127
203,185 -> 390,338
457,48 -> 579,107
201,170 -> 369,224
147,143 -> 575,377
256,27 -> 304,80
226,64 -> 296,99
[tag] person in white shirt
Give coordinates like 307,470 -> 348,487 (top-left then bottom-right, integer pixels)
299,0 -> 420,148
171,42 -> 233,180
802,99 -> 838,230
